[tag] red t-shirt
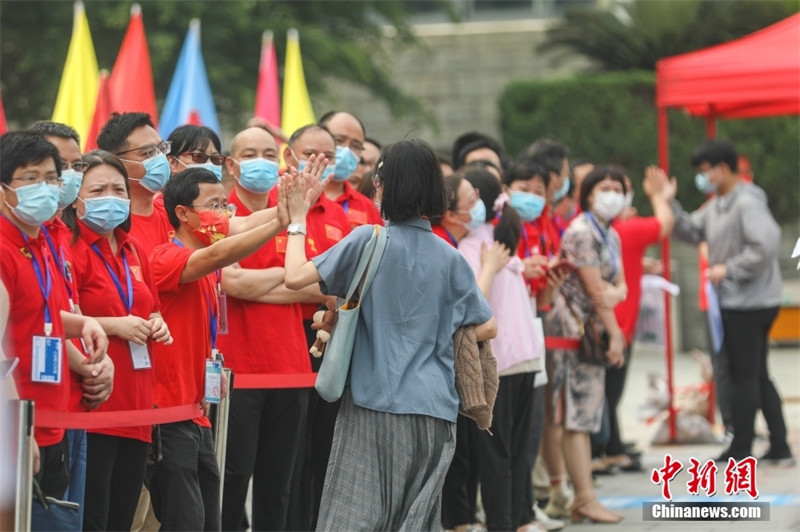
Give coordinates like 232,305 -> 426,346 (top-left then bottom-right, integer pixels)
432,224 -> 458,247
534,205 -> 561,260
43,217 -> 80,309
216,190 -> 310,375
333,182 -> 383,228
1,216 -> 70,447
612,216 -> 662,344
71,223 -> 160,441
517,220 -> 548,295
149,243 -> 216,427
268,189 -> 351,319
130,201 -> 174,254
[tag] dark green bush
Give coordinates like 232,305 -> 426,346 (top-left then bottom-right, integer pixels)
499,71 -> 799,223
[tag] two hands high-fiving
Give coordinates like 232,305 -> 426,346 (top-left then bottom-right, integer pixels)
277,154 -> 331,227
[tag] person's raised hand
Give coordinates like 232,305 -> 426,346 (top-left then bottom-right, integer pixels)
481,241 -> 511,276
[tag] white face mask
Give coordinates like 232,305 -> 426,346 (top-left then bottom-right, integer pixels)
592,190 -> 626,221
624,191 -> 634,209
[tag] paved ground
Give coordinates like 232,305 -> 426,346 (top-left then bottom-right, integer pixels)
563,342 -> 800,531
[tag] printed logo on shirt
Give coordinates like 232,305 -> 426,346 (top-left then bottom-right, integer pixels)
348,209 -> 368,226
275,236 -> 288,254
325,224 -> 343,242
129,265 -> 144,282
19,246 -> 32,259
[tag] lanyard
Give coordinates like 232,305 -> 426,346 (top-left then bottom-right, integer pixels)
444,228 -> 458,248
21,231 -> 53,335
585,212 -> 618,281
520,226 -> 531,258
342,200 -> 349,213
42,226 -> 73,300
173,237 -> 219,350
91,243 -> 133,314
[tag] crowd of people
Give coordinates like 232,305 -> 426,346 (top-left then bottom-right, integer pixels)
0,109 -> 792,532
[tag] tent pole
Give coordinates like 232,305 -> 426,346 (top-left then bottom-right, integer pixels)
706,117 -> 717,138
658,108 -> 677,443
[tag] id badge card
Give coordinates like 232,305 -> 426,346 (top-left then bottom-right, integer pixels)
31,335 -> 63,383
217,292 -> 228,335
129,341 -> 152,370
204,359 -> 222,404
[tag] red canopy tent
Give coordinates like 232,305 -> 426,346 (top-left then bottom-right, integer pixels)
654,13 -> 800,441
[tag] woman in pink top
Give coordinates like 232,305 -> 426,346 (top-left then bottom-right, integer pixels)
458,167 -> 544,532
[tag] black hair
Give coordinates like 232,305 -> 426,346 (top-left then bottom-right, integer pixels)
462,166 -> 521,254
451,131 -> 504,170
317,111 -> 366,136
503,161 -> 550,189
579,165 -> 628,213
365,137 -> 382,150
162,167 -> 220,229
167,125 -> 222,158
287,124 -> 334,147
62,150 -> 131,241
435,150 -> 453,170
690,138 -> 738,172
356,169 -> 377,200
96,112 -> 155,154
29,121 -> 81,145
0,130 -> 62,185
375,139 -> 446,223
430,173 -> 464,225
517,138 -> 569,175
462,159 -> 502,178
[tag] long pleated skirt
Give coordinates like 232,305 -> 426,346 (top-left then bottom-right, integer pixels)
316,389 -> 456,531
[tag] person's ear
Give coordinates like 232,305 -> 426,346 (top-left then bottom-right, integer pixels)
225,156 -> 238,178
175,205 -> 192,225
168,155 -> 183,174
283,146 -> 297,168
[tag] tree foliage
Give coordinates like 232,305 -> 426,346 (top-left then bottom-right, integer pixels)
0,0 -> 437,132
539,0 -> 799,70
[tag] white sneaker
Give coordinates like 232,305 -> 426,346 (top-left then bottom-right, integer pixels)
543,486 -> 574,519
533,505 -> 566,531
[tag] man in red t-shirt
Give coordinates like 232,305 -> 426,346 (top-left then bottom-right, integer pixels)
147,165 -> 307,530
318,111 -> 382,228
603,167 -> 674,465
217,126 -> 325,530
0,132 -> 108,529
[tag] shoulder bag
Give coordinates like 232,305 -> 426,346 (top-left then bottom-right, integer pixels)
315,225 -> 388,402
565,297 -> 609,366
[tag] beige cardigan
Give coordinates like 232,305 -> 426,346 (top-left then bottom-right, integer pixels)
453,325 -> 498,432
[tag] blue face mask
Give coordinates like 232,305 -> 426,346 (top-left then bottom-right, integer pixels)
58,169 -> 83,209
298,160 -> 336,180
79,196 -> 131,234
695,172 -> 717,194
236,158 -> 279,194
3,182 -> 60,226
553,174 -> 570,201
510,191 -> 546,222
332,146 -> 359,181
134,152 -> 171,192
184,161 -> 223,181
466,199 -> 486,231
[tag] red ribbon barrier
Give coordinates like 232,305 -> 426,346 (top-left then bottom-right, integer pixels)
544,337 -> 581,350
234,372 -> 317,389
35,404 -> 203,429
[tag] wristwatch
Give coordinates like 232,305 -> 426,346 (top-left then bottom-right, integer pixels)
287,222 -> 306,236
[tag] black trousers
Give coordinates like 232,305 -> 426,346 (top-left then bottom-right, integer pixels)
441,414 -> 480,529
82,433 -> 147,531
604,344 -> 631,456
721,307 -> 788,455
150,420 -> 220,531
221,388 -> 308,531
476,372 -> 536,531
706,310 -> 734,431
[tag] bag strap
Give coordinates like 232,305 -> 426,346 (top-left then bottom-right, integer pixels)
344,225 -> 387,304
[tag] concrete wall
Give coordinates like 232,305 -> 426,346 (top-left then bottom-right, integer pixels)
319,19 -> 594,153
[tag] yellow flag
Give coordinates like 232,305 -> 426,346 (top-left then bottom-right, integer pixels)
281,28 -> 315,139
52,1 -> 99,151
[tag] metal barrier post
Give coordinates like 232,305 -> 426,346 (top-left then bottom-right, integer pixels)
214,369 -> 233,510
14,400 -> 34,532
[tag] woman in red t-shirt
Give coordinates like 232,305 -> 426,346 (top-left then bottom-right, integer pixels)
62,150 -> 172,531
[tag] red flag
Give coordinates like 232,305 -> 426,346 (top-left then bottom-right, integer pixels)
254,30 -> 281,130
109,3 -> 158,125
0,93 -> 7,135
85,70 -> 112,151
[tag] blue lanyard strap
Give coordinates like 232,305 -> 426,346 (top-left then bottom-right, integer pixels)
174,237 -> 219,350
21,232 -> 53,333
585,212 -> 618,281
444,228 -> 458,248
520,227 -> 531,258
91,243 -> 133,314
342,200 -> 349,213
42,226 -> 73,299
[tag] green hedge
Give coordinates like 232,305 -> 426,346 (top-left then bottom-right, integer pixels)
499,71 -> 799,223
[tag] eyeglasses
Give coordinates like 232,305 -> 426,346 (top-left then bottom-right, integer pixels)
62,161 -> 89,172
333,136 -> 364,153
181,152 -> 226,165
11,175 -> 63,187
188,202 -> 237,218
454,188 -> 480,213
117,140 -> 172,159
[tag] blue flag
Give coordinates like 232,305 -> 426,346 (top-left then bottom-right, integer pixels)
159,19 -> 220,139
